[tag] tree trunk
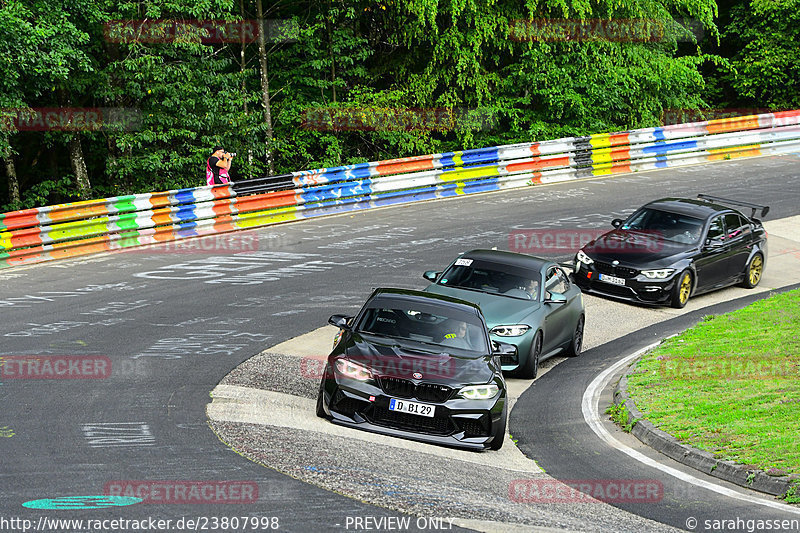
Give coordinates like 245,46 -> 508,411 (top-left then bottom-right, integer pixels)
240,0 -> 254,180
255,0 -> 275,176
2,145 -> 20,205
68,135 -> 92,199
327,0 -> 336,103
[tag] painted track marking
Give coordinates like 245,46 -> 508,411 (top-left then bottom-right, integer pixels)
581,343 -> 800,515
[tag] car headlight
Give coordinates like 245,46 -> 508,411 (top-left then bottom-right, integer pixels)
576,250 -> 594,265
458,384 -> 499,400
641,268 -> 675,279
491,324 -> 531,337
334,359 -> 372,381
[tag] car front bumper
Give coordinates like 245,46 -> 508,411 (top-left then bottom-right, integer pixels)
320,375 -> 506,450
572,260 -> 680,305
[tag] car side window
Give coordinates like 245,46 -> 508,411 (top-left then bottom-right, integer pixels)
545,267 -> 568,297
724,213 -> 746,241
706,216 -> 725,243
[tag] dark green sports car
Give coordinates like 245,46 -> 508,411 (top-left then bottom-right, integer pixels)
423,249 -> 585,379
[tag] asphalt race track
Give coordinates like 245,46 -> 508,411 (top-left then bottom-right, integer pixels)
2,154 -> 799,532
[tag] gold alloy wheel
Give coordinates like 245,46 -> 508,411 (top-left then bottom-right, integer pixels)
679,273 -> 692,304
749,255 -> 763,286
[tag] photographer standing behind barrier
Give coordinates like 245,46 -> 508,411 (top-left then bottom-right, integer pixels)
206,146 -> 235,185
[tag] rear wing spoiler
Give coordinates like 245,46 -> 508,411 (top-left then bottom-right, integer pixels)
697,194 -> 770,219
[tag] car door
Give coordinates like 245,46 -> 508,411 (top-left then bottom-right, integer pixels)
723,213 -> 752,280
694,215 -> 732,291
542,266 -> 573,352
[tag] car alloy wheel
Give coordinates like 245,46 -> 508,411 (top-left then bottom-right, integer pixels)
517,331 -> 542,379
742,253 -> 763,288
670,271 -> 692,309
566,315 -> 584,357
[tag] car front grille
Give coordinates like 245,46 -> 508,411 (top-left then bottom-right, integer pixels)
594,261 -> 638,279
380,377 -> 454,403
369,406 -> 454,435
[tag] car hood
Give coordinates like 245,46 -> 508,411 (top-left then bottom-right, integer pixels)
423,284 -> 538,327
583,229 -> 691,265
342,332 -> 496,385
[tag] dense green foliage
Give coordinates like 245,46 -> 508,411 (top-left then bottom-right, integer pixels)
0,0 -> 796,211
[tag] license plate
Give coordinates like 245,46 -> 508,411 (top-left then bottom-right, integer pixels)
389,398 -> 435,418
599,273 -> 626,286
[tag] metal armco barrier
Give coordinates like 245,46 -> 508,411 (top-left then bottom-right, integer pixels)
2,110 -> 800,268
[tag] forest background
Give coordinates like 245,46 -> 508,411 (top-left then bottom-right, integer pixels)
1,0 -> 798,211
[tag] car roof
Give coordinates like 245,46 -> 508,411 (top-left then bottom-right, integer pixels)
643,197 -> 741,219
459,249 -> 551,270
369,287 -> 483,315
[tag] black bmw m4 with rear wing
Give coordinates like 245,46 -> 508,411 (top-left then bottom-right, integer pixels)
316,288 -> 511,450
573,195 -> 769,308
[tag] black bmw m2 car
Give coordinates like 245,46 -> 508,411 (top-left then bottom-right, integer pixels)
574,195 -> 769,308
316,288 -> 511,450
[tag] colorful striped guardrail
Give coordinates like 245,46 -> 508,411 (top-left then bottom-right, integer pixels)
2,110 -> 800,268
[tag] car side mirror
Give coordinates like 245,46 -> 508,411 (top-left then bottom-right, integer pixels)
328,314 -> 352,330
544,292 -> 567,305
611,218 -> 623,228
422,270 -> 440,282
491,341 -> 516,356
704,238 -> 724,249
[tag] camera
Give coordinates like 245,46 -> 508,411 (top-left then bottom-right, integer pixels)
225,152 -> 237,158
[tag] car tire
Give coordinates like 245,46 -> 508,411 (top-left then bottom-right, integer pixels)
315,376 -> 327,419
490,404 -> 507,451
670,270 -> 693,309
565,314 -> 585,357
516,331 -> 542,379
741,253 -> 764,289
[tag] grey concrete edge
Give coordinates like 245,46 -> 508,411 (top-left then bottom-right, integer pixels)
613,361 -> 798,499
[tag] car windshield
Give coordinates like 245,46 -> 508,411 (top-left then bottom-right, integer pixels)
355,298 -> 489,355
622,208 -> 705,244
436,259 -> 541,300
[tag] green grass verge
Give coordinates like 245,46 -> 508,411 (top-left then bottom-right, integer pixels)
626,289 -> 800,483
606,402 -> 636,432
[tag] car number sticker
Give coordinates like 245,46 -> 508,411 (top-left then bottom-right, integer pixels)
599,273 -> 626,286
389,398 -> 435,417
455,258 -> 473,266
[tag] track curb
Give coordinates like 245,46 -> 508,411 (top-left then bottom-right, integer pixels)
613,351 -> 799,499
